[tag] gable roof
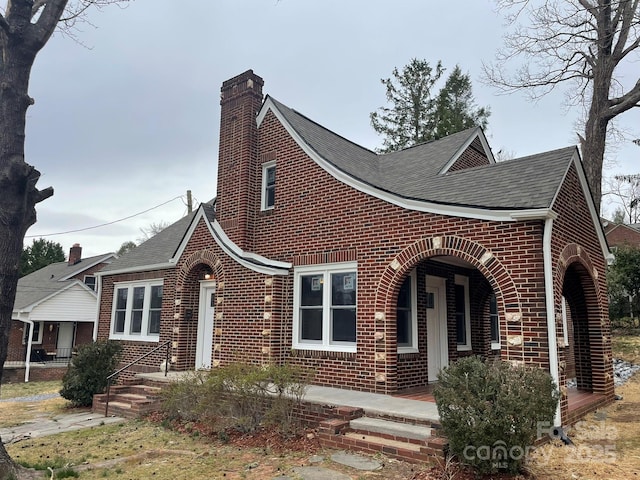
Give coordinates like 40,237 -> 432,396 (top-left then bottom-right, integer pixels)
98,209 -> 199,275
13,253 -> 113,311
258,97 -> 574,217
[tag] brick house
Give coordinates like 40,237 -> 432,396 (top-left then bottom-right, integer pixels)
603,220 -> 640,249
95,70 -> 615,426
6,244 -> 115,382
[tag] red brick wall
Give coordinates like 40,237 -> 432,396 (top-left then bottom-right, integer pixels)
550,163 -> 614,419
447,137 -> 491,173
605,223 -> 640,248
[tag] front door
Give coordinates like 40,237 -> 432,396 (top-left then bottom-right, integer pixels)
196,283 -> 216,369
426,276 -> 448,383
56,322 -> 75,358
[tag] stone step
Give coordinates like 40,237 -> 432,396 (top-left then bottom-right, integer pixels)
349,417 -> 432,443
343,431 -> 422,452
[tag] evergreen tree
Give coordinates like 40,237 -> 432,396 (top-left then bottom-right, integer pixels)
370,59 -> 490,153
19,238 -> 65,277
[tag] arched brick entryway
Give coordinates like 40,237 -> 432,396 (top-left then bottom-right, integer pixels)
372,235 -> 525,393
171,250 -> 225,370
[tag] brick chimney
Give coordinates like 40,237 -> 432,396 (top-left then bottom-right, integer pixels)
68,243 -> 82,265
215,70 -> 264,250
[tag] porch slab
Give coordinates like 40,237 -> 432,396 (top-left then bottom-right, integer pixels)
136,371 -> 441,424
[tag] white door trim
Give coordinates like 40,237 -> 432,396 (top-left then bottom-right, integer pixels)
426,275 -> 448,383
196,281 -> 216,369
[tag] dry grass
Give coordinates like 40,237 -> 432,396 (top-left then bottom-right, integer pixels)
0,380 -> 68,429
0,380 -> 61,400
611,334 -> 640,364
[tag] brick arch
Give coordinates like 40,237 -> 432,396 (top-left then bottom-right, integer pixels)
554,243 -> 603,303
554,243 -> 611,410
170,249 -> 226,371
374,235 -> 521,319
372,235 -> 524,392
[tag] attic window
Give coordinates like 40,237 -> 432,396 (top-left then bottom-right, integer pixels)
261,161 -> 276,210
84,275 -> 96,291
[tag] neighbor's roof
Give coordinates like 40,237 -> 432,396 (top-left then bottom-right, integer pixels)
13,253 -> 113,311
266,96 -> 576,210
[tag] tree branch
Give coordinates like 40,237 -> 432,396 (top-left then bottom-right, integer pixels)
0,12 -> 9,34
30,0 -> 68,49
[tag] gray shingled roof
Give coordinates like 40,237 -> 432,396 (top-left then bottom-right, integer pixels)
100,200 -> 217,274
269,97 -> 576,210
14,253 -> 112,311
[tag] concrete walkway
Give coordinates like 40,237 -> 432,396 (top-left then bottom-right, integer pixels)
0,411 -> 125,444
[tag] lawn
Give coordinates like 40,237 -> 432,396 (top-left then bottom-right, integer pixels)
0,380 -> 68,429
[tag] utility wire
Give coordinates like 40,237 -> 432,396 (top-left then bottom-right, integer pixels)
25,195 -> 183,238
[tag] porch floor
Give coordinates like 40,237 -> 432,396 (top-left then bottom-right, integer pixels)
137,371 -> 440,424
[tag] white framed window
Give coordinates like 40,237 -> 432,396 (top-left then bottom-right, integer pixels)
23,321 -> 43,345
397,269 -> 418,353
84,275 -> 96,291
110,280 -> 163,341
293,262 -> 357,352
561,296 -> 569,347
489,294 -> 500,350
261,161 -> 276,210
454,274 -> 472,351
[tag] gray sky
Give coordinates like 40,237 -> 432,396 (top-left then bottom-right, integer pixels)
22,0 -> 639,258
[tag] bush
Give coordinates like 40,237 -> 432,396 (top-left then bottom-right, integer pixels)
161,362 -> 312,435
60,340 -> 123,407
433,356 -> 559,475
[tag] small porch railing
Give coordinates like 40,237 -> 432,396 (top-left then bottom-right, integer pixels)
104,340 -> 170,417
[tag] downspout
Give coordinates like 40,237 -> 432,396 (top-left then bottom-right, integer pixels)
543,216 -> 562,426
23,318 -> 34,383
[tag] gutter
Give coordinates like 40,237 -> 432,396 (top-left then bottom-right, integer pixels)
543,217 -> 562,426
93,274 -> 102,342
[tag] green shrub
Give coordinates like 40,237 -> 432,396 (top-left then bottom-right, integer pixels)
161,362 -> 312,435
60,340 -> 123,407
433,356 -> 559,475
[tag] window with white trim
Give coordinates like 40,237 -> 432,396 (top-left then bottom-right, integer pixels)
261,161 -> 276,210
110,280 -> 163,341
23,321 -> 43,345
84,275 -> 96,291
489,294 -> 500,350
397,269 -> 418,352
454,274 -> 471,351
293,263 -> 357,352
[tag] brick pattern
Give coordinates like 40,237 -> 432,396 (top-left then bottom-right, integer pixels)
446,137 -> 491,172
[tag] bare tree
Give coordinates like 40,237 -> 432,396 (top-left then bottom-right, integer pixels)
604,174 -> 640,223
0,1 -> 124,478
483,0 -> 640,213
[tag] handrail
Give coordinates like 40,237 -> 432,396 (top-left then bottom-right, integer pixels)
104,340 -> 171,417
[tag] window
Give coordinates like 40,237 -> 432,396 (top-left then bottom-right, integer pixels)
397,270 -> 418,352
561,296 -> 569,347
84,275 -> 96,291
23,321 -> 43,345
293,263 -> 357,352
489,294 -> 500,350
454,275 -> 471,351
110,281 -> 163,341
261,161 -> 276,210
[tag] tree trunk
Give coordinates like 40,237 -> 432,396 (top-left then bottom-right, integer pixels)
0,29 -> 53,480
580,112 -> 609,215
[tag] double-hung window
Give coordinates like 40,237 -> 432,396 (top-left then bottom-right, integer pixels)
489,294 -> 500,350
397,269 -> 418,352
23,321 -> 43,345
293,263 -> 357,352
84,275 -> 96,291
110,280 -> 163,341
454,274 -> 471,351
261,161 -> 276,210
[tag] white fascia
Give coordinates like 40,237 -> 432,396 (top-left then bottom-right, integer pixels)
258,99 -> 556,223
94,263 -> 175,277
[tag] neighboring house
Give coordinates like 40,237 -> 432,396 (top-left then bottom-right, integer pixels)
603,220 -> 640,249
7,244 -> 115,382
96,70 -> 615,426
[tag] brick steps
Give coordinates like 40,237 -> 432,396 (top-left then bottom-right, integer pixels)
318,410 -> 446,464
92,383 -> 162,419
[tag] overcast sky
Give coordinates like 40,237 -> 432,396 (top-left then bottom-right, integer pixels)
22,0 -> 639,258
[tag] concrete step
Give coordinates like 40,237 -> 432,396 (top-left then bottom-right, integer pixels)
349,417 -> 432,443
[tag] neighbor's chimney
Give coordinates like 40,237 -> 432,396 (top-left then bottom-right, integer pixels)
215,69 -> 264,250
68,244 -> 82,265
